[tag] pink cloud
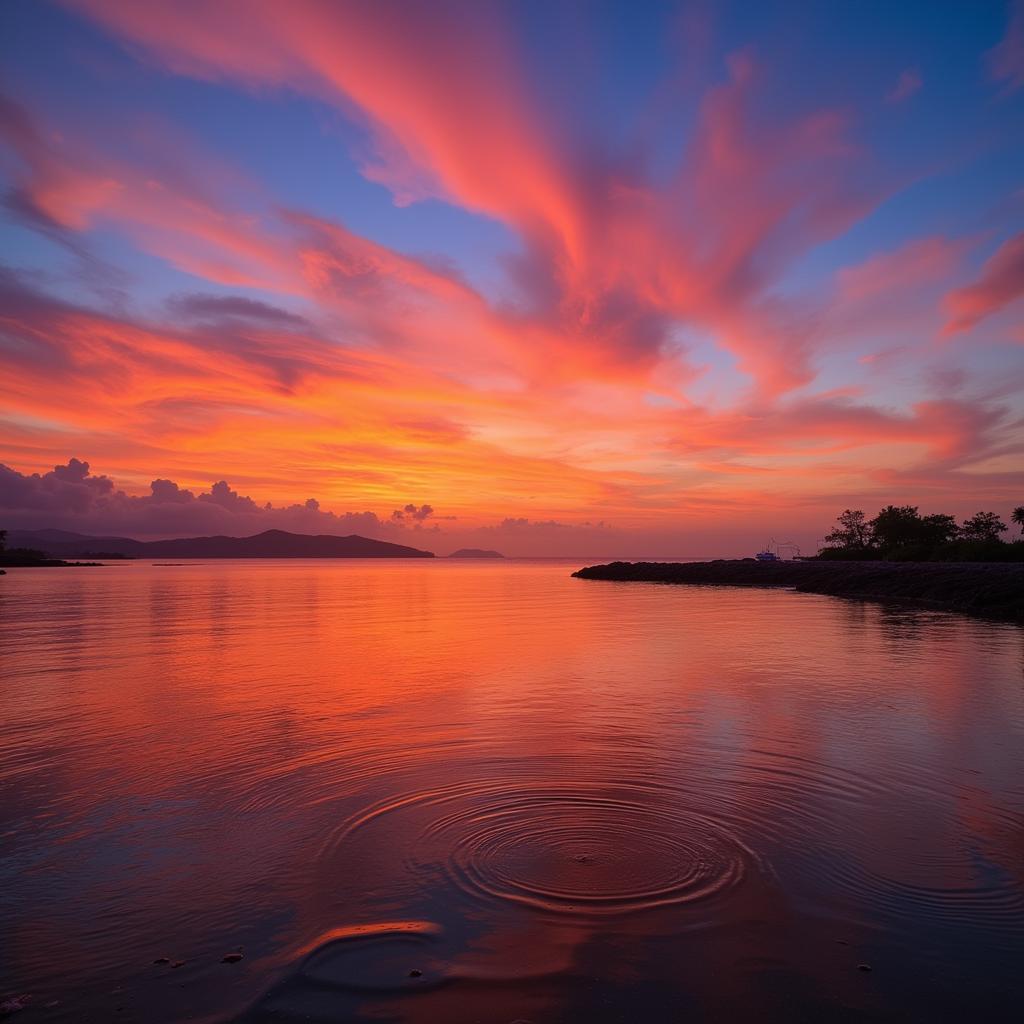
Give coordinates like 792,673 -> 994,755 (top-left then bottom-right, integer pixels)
837,237 -> 960,302
988,0 -> 1024,93
0,458 -> 390,537
67,1 -> 582,251
0,92 -> 513,385
0,3 -> 1016,548
667,394 -> 1012,467
886,68 -> 922,104
63,3 -> 888,397
943,232 -> 1024,334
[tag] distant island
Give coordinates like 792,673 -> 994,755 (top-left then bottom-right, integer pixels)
4,528 -> 435,560
448,548 -> 504,559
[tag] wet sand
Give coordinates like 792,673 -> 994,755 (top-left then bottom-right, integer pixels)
572,559 -> 1024,624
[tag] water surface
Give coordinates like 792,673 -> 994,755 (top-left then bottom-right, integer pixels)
2,560 -> 1023,1022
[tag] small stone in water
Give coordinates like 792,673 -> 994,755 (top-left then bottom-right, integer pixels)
857,963 -> 872,972
222,953 -> 244,963
170,961 -> 185,969
153,957 -> 171,965
408,969 -> 422,978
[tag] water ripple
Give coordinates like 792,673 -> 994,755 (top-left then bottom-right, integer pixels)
331,775 -> 765,917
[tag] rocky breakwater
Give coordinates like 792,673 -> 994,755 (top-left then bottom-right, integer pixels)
572,560 -> 1024,624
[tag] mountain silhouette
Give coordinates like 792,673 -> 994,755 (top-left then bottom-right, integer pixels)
7,528 -> 434,559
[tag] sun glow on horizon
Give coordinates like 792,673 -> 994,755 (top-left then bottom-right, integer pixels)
0,0 -> 1022,555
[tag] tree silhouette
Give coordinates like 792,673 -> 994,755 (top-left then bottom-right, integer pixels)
959,511 -> 1008,542
869,506 -> 923,549
919,514 -> 959,546
823,509 -> 872,549
817,505 -> 1019,560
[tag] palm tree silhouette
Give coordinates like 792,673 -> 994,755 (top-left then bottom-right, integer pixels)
1013,506 -> 1024,536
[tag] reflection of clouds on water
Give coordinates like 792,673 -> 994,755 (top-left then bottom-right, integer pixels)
2,561 -> 1023,1022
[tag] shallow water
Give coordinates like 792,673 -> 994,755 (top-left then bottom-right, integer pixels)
1,559 -> 1022,1023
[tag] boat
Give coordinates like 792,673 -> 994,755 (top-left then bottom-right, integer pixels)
755,537 -> 799,561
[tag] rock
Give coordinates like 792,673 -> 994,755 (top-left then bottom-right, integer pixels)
571,559 -> 1024,625
857,963 -> 872,972
153,957 -> 171,965
170,961 -> 185,969
222,953 -> 244,964
408,969 -> 422,978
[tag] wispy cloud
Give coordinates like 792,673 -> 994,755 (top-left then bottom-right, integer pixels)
988,0 -> 1024,93
0,1 -> 1018,548
886,68 -> 922,104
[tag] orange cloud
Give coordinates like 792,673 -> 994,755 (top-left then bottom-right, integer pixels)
63,2 -> 886,398
0,5 -> 1018,551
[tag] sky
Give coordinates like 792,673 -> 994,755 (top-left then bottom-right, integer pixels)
0,0 -> 1022,557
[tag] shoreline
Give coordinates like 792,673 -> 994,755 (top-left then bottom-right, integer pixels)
0,559 -> 103,568
572,560 -> 1024,625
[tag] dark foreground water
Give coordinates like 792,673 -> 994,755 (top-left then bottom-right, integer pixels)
1,560 -> 1022,1023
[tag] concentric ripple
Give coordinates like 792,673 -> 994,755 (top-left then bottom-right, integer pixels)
334,777 -> 762,916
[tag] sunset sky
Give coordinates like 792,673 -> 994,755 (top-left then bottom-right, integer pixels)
1,0 -> 1022,555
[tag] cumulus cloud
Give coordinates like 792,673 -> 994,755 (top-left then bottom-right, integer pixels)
392,502 -> 434,521
199,479 -> 261,513
1,5 -> 1021,553
149,478 -> 194,503
0,457 -> 115,514
0,458 -> 388,539
3,456 -> 1022,558
0,460 -> 640,556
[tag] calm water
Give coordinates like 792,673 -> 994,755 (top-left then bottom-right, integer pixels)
2,560 -> 1023,1023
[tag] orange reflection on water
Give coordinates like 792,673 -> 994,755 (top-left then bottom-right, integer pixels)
1,559 -> 1023,1023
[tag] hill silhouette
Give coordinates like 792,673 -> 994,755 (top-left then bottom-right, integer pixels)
8,528 -> 434,559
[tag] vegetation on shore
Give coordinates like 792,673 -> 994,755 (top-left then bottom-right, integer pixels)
0,530 -> 100,568
572,560 -> 1023,624
816,506 -> 1024,562
572,504 -> 1024,624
